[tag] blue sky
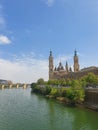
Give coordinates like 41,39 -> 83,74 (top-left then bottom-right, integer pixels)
0,0 -> 98,83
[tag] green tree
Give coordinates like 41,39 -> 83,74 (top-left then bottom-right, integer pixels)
66,79 -> 85,103
37,78 -> 44,85
80,73 -> 98,87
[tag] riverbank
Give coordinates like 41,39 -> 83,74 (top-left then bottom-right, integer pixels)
31,84 -> 85,107
31,73 -> 98,111
32,90 -> 98,112
31,85 -> 98,112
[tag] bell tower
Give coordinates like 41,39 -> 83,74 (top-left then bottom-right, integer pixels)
74,50 -> 79,72
49,50 -> 54,80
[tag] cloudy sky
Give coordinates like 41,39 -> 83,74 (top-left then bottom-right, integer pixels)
0,0 -> 98,83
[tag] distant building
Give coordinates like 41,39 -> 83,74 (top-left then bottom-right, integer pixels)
49,50 -> 98,80
0,79 -> 12,85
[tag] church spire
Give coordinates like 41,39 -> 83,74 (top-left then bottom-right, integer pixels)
66,61 -> 69,72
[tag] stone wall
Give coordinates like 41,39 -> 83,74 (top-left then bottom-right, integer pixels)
85,88 -> 98,110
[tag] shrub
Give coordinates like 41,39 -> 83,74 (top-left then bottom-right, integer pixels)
50,88 -> 59,98
66,87 -> 85,102
45,85 -> 52,95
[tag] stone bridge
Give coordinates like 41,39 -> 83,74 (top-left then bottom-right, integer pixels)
0,84 -> 30,89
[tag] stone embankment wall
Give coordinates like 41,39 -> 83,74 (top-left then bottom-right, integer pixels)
85,89 -> 98,104
85,88 -> 98,110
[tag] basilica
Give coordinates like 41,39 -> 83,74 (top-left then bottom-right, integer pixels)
49,50 -> 98,80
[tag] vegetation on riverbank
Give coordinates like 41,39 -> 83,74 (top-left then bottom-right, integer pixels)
31,73 -> 98,105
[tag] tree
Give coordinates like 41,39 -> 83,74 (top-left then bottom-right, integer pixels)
80,73 -> 98,87
66,79 -> 85,103
37,78 -> 44,85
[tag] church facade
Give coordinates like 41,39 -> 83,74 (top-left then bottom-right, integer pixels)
49,50 -> 98,80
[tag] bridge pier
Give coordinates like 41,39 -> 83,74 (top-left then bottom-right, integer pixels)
2,85 -> 5,89
16,84 -> 19,88
23,84 -> 27,89
9,84 -> 12,88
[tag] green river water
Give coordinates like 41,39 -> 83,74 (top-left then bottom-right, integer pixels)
0,87 -> 98,130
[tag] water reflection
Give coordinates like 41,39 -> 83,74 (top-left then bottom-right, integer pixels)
31,92 -> 98,130
0,88 -> 97,130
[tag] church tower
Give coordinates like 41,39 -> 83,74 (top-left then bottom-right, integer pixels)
66,61 -> 69,73
49,50 -> 54,80
74,50 -> 79,72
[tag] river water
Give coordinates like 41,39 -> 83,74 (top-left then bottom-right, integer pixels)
0,87 -> 98,130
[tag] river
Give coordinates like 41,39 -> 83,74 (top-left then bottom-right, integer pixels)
0,87 -> 98,130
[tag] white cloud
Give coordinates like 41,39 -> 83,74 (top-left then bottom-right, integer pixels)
0,51 -> 74,84
0,35 -> 11,44
47,0 -> 55,6
43,0 -> 55,7
0,54 -> 48,83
